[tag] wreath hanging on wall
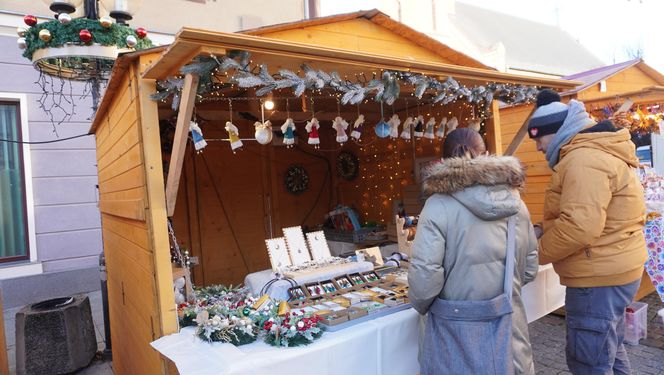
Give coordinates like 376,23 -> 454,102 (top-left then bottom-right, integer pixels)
336,151 -> 360,181
285,166 -> 309,195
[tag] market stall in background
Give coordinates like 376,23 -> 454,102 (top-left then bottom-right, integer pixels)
88,12 -> 578,374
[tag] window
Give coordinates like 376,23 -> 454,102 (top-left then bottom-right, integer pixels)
0,101 -> 29,262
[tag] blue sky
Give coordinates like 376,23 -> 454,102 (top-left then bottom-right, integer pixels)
321,0 -> 663,73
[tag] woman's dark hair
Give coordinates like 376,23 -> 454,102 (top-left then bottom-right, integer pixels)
442,128 -> 486,159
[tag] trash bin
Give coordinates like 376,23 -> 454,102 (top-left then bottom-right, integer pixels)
15,294 -> 97,375
624,302 -> 648,345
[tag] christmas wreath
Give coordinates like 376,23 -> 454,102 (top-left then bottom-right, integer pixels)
285,166 -> 309,195
336,151 -> 360,181
263,310 -> 323,347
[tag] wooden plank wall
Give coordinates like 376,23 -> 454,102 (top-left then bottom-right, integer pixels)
499,103 -> 550,222
578,66 -> 659,102
257,18 -> 455,64
95,55 -> 175,374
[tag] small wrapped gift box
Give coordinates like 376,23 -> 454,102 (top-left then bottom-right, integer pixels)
347,306 -> 369,320
319,310 -> 350,326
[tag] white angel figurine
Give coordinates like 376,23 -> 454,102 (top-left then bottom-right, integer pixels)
436,117 -> 448,139
413,115 -> 425,138
388,114 -> 401,139
445,116 -> 459,135
333,116 -> 349,144
424,117 -> 436,140
468,118 -> 481,132
400,116 -> 414,140
225,121 -> 243,153
281,118 -> 296,148
351,114 -> 365,140
305,117 -> 320,148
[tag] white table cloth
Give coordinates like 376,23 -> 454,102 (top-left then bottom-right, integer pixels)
151,308 -> 421,375
244,261 -> 374,300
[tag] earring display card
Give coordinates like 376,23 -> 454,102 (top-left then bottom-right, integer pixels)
306,230 -> 332,261
320,280 -> 338,294
283,226 -> 312,265
361,271 -> 381,283
265,237 -> 291,272
288,286 -> 307,301
348,273 -> 366,286
304,282 -> 324,299
334,276 -> 353,290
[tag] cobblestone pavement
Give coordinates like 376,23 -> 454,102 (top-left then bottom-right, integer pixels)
530,292 -> 664,375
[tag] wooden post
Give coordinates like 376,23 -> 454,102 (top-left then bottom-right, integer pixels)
0,290 -> 8,375
485,100 -> 502,155
166,73 -> 200,217
504,105 -> 537,156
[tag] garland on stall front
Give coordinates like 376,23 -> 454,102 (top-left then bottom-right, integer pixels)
150,51 -> 539,119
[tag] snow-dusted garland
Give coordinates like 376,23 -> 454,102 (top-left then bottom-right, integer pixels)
150,51 -> 539,118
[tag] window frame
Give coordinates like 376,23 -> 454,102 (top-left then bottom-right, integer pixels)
0,93 -> 41,278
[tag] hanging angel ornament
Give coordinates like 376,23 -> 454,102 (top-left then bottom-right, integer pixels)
306,117 -> 320,148
254,120 -> 273,145
400,116 -> 414,140
413,115 -> 425,138
436,117 -> 448,139
225,121 -> 243,153
333,116 -> 349,145
189,120 -> 207,152
351,114 -> 365,140
281,118 -> 296,148
468,118 -> 481,132
424,117 -> 436,140
446,116 -> 459,135
388,114 -> 401,139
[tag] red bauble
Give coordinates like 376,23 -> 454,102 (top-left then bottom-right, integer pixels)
135,27 -> 147,39
79,29 -> 92,43
24,15 -> 38,26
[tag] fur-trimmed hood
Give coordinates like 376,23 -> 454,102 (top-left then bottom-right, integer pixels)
423,155 -> 525,195
422,156 -> 526,221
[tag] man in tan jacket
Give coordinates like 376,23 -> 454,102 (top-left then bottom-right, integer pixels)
529,90 -> 647,375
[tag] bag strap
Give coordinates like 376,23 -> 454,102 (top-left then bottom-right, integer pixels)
503,215 -> 517,302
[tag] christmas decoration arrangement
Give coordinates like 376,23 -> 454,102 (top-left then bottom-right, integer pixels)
637,167 -> 664,301
177,284 -> 326,347
592,104 -> 664,135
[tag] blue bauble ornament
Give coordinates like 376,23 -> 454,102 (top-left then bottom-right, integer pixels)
375,120 -> 390,138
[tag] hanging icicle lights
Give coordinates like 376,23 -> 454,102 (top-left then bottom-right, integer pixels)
150,51 -> 540,120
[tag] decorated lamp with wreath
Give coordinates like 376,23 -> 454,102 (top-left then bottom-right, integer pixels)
18,1 -> 153,128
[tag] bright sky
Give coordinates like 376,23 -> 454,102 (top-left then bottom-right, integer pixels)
320,0 -> 664,74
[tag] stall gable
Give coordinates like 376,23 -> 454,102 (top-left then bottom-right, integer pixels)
94,52 -> 176,374
244,10 -> 488,69
252,18 -> 457,65
577,63 -> 664,102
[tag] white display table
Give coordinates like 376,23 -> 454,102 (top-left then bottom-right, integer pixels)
522,264 -> 566,322
151,308 -> 420,375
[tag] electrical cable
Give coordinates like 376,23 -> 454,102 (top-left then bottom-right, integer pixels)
0,133 -> 92,144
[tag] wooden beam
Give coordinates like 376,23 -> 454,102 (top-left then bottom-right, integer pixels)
165,73 -> 200,217
504,105 -> 537,156
485,100 -> 502,155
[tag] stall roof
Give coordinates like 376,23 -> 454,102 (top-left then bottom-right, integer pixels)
561,59 -> 664,96
582,85 -> 664,105
241,9 -> 489,69
91,27 -> 580,133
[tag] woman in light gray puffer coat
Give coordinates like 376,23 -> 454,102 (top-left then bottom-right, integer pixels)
408,129 -> 539,375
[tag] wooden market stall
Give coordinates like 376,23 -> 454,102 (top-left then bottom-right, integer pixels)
88,15 -> 577,374
500,58 -> 664,302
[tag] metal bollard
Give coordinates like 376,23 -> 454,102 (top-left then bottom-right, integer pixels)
99,252 -> 113,360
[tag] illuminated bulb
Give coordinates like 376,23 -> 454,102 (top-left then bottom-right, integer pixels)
263,100 -> 275,110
